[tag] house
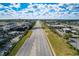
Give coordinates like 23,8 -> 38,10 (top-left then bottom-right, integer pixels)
71,30 -> 78,34
2,23 -> 17,31
48,24 -> 65,29
63,28 -> 71,33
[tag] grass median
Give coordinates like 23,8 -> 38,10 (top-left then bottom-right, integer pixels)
9,30 -> 32,56
42,22 -> 78,56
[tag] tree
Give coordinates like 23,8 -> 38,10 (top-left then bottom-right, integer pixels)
64,33 -> 72,40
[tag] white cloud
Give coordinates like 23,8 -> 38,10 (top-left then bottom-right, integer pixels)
11,3 -> 20,8
0,3 -> 79,19
0,4 -> 3,8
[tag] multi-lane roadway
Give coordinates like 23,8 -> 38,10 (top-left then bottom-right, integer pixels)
16,21 -> 52,56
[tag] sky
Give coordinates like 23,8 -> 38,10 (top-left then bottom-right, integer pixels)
0,3 -> 79,19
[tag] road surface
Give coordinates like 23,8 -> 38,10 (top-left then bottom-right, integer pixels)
16,21 -> 52,56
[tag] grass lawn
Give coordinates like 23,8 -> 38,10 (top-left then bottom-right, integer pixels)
42,22 -> 78,56
9,30 -> 32,56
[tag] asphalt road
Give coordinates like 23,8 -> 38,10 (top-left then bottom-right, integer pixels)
16,21 -> 52,56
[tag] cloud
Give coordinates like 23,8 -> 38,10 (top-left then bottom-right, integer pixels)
0,3 -> 79,19
11,3 -> 20,8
